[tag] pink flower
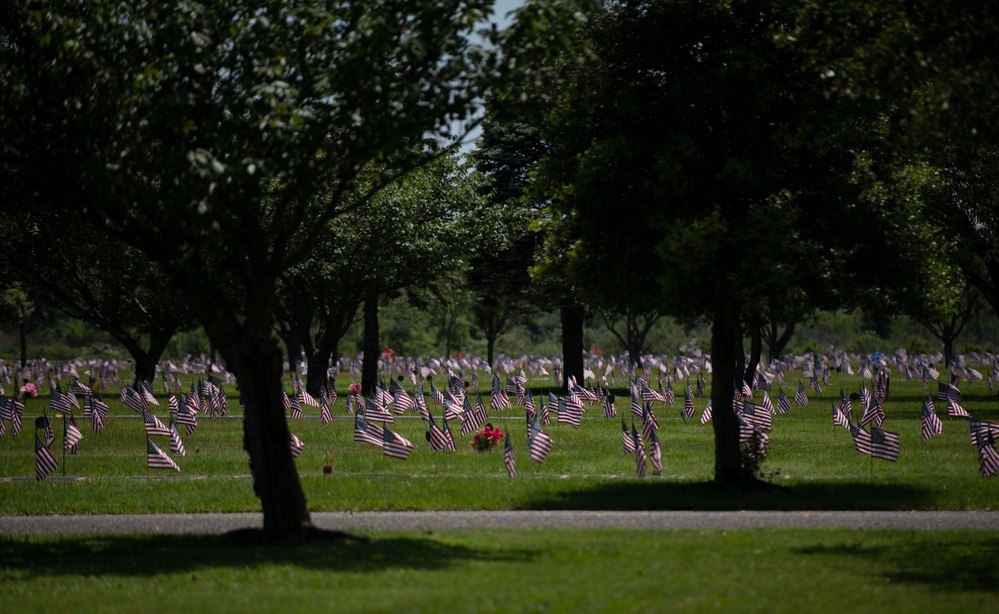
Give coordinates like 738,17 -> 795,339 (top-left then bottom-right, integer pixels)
20,383 -> 37,398
348,383 -> 362,395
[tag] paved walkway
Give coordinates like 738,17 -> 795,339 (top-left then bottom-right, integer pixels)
2,510 -> 998,535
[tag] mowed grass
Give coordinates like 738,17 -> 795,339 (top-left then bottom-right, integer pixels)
2,528 -> 997,612
1,370 -> 999,513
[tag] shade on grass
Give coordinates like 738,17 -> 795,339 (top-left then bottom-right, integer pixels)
2,529 -> 997,612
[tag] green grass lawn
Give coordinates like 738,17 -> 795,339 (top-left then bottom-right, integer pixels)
2,369 -> 998,612
1,369 -> 997,513
2,528 -> 996,612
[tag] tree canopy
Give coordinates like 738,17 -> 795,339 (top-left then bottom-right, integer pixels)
520,0 -> 944,484
1,0 -> 498,540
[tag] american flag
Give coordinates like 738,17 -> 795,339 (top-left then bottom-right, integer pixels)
490,374 -> 511,412
460,395 -> 488,436
146,439 -> 180,471
849,423 -> 873,456
663,380 -> 676,405
861,398 -> 885,428
414,389 -> 430,421
525,389 -> 537,421
603,391 -> 616,419
49,389 -> 73,415
393,388 -> 415,415
794,382 -> 809,406
353,413 -> 384,447
299,389 -> 320,408
144,410 -> 172,437
288,393 -> 304,420
633,425 -> 646,478
810,377 -> 823,395
35,433 -> 58,480
41,415 -> 55,449
503,431 -> 516,477
870,427 -> 900,462
10,398 -> 22,436
682,388 -> 696,421
289,433 -> 305,459
938,381 -> 961,403
832,403 -> 850,429
430,382 -> 445,406
428,413 -> 451,452
921,401 -> 943,440
140,379 -> 159,405
176,394 -> 198,434
169,422 -> 187,456
556,395 -> 582,429
977,431 -> 999,477
538,396 -> 550,426
382,426 -> 413,460
630,393 -> 643,418
947,399 -> 971,419
759,392 -> 775,415
740,401 -> 772,431
64,415 -> 83,453
756,370 -> 772,391
364,396 -> 395,424
527,417 -> 553,463
320,398 -> 333,425
641,403 -> 659,440
121,386 -> 147,413
838,390 -> 852,422
621,417 -> 636,453
700,399 -> 713,424
969,420 -> 999,446
648,430 -> 663,475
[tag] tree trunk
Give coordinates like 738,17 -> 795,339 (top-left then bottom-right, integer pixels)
305,334 -> 338,396
942,331 -> 954,369
19,317 -> 27,368
361,289 -> 380,396
743,324 -> 762,389
765,320 -> 795,363
222,330 -> 313,540
281,328 -> 304,374
126,329 -> 175,389
486,331 -> 496,368
711,303 -> 745,485
560,304 -> 585,393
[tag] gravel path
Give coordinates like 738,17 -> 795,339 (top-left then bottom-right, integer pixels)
2,510 -> 998,536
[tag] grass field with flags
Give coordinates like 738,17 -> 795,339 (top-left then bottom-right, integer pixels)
2,355 -> 999,612
2,359 -> 999,514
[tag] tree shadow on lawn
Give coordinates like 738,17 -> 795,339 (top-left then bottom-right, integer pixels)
793,535 -> 999,594
517,480 -> 931,511
0,532 -> 537,582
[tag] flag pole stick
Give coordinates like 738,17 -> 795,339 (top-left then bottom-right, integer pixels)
62,414 -> 66,476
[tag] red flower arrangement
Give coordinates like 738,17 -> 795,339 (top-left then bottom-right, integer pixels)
348,382 -> 362,396
470,424 -> 504,452
20,382 -> 38,398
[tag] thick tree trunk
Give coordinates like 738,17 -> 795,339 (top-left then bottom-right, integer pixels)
711,303 -> 745,485
305,335 -> 337,396
281,328 -> 304,374
361,289 -> 380,396
224,331 -> 312,540
127,329 -> 175,389
560,304 -> 585,393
